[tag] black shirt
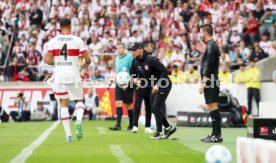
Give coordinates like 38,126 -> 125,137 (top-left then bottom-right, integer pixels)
200,40 -> 220,80
131,52 -> 170,88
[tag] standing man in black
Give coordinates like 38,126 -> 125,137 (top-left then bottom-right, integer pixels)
130,42 -> 154,134
199,24 -> 223,143
129,42 -> 176,139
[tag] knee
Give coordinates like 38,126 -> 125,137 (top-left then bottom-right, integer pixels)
116,101 -> 123,107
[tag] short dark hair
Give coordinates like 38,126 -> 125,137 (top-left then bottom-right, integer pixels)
199,24 -> 213,36
59,18 -> 71,27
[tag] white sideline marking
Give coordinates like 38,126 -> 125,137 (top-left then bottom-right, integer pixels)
110,145 -> 135,163
10,121 -> 60,163
96,127 -> 106,134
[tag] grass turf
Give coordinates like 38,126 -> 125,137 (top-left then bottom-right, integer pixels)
0,122 -> 52,163
0,120 -> 247,163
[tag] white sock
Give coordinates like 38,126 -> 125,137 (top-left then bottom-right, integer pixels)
61,107 -> 71,137
75,102 -> 85,123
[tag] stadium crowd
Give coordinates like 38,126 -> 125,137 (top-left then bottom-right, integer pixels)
0,0 -> 275,83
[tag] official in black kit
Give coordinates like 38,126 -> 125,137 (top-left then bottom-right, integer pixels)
128,42 -> 176,139
130,42 -> 154,134
199,24 -> 222,143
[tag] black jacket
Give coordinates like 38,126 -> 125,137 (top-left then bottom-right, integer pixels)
131,52 -> 170,88
30,9 -> 43,25
200,40 -> 220,80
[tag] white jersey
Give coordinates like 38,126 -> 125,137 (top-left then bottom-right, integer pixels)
48,33 -> 87,84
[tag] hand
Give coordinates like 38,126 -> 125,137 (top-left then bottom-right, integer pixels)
134,78 -> 141,88
152,85 -> 159,94
199,83 -> 204,94
122,84 -> 128,91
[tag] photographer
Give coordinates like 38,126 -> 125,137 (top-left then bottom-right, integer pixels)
10,92 -> 30,121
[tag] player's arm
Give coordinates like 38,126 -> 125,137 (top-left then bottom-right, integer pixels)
82,52 -> 91,69
46,39 -> 54,65
150,57 -> 169,87
79,38 -> 91,69
46,52 -> 54,65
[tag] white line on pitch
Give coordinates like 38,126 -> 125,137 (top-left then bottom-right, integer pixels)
10,121 -> 60,163
110,145 -> 135,163
96,127 -> 106,134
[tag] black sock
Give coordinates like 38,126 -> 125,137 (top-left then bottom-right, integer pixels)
209,113 -> 215,136
116,107 -> 123,127
128,109 -> 133,127
210,109 -> 221,137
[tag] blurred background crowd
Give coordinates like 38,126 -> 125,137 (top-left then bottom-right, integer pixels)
0,0 -> 275,83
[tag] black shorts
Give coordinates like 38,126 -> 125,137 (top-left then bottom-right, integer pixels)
115,84 -> 134,104
204,80 -> 220,104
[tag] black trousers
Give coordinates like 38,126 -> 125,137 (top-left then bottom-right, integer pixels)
150,83 -> 172,133
247,88 -> 260,115
133,87 -> 152,127
10,111 -> 31,122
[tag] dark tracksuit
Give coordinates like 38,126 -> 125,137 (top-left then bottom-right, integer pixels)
200,39 -> 221,137
133,53 -> 171,133
131,55 -> 152,128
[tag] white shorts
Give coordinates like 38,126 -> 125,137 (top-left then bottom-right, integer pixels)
52,82 -> 83,100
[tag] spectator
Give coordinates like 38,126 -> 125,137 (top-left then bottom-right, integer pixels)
170,44 -> 185,69
234,64 -> 247,84
26,59 -> 38,81
250,45 -> 268,62
245,59 -> 261,115
12,39 -> 25,64
39,70 -> 49,81
169,64 -> 184,84
273,70 -> 276,83
219,62 -> 232,83
105,66 -> 116,83
253,2 -> 265,22
93,69 -> 105,81
268,40 -> 276,57
31,102 -> 52,121
29,3 -> 43,26
84,88 -> 100,120
186,43 -> 201,65
245,13 -> 260,45
12,68 -> 30,82
183,64 -> 200,83
10,92 -> 30,122
7,58 -> 25,81
239,41 -> 251,62
259,32 -> 272,54
259,8 -> 276,41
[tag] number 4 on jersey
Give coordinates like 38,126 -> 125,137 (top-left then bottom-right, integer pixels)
60,44 -> 68,61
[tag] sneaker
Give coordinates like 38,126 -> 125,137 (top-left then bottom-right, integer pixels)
149,132 -> 164,140
75,121 -> 83,140
109,125 -> 121,131
127,126 -> 133,131
66,135 -> 73,142
131,126 -> 138,133
204,135 -> 223,143
163,126 -> 177,139
201,135 -> 212,142
145,127 -> 154,134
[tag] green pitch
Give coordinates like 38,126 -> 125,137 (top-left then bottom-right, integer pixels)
0,121 -> 246,163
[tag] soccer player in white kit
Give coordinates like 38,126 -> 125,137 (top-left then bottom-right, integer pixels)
46,18 -> 91,142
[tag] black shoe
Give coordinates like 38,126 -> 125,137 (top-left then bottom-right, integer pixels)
163,126 -> 177,139
127,126 -> 133,131
109,125 -> 121,131
204,135 -> 223,143
149,132 -> 164,140
201,135 -> 212,142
